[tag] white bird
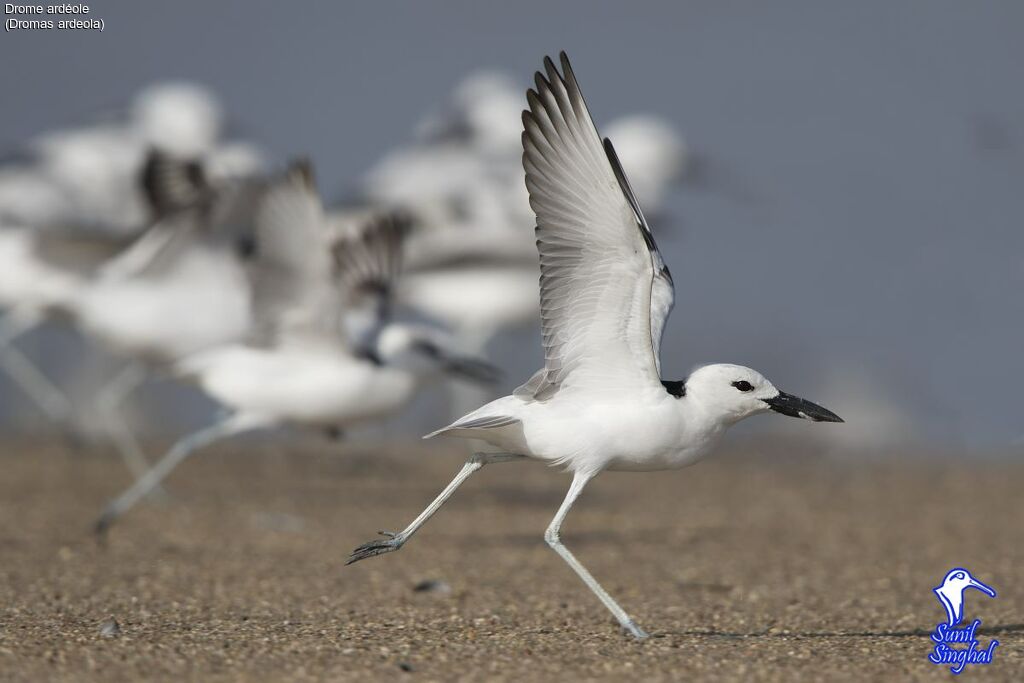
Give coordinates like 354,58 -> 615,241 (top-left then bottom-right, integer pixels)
364,69 -> 687,354
93,161 -> 501,534
0,151 -> 227,437
3,82 -> 236,235
0,81 -> 265,444
347,53 -> 843,640
0,150 -> 260,478
414,70 -> 525,155
0,222 -> 133,440
398,227 -> 538,353
69,151 -> 261,362
367,71 -> 689,422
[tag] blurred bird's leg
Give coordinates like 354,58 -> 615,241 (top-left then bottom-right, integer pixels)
94,361 -> 155,481
347,452 -> 523,564
545,471 -> 648,640
94,413 -> 270,536
0,309 -> 79,443
0,307 -> 40,345
0,343 -> 75,426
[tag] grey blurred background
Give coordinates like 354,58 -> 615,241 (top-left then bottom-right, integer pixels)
1,1 -> 1022,450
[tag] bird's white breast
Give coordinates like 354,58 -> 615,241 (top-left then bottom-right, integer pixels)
509,387 -> 726,474
72,245 -> 251,360
183,343 -> 418,427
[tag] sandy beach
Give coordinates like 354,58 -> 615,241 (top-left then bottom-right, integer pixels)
0,438 -> 1020,681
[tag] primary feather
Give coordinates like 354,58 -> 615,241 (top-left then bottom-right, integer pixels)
519,52 -> 674,400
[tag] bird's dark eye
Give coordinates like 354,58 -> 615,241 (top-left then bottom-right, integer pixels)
732,380 -> 754,392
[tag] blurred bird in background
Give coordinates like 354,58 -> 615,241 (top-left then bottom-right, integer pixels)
0,82 -> 266,473
363,71 -> 688,414
0,65 -> 689,527
94,160 -> 500,533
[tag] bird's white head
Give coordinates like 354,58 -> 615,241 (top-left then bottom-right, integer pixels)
133,82 -> 223,157
685,363 -> 844,426
415,71 -> 523,153
604,115 -> 687,207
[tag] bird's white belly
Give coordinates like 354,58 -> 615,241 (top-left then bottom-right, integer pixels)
73,248 -> 251,360
513,392 -> 722,474
188,346 -> 418,426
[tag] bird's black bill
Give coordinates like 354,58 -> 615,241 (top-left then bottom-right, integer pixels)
763,391 -> 843,423
443,355 -> 503,386
412,339 -> 503,386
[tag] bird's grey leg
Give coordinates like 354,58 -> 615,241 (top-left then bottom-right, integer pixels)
0,311 -> 76,430
94,361 -> 153,480
545,471 -> 648,640
347,452 -> 523,564
0,308 -> 39,345
94,413 -> 267,535
0,342 -> 75,424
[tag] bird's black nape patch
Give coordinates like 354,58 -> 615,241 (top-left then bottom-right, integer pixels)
662,380 -> 686,398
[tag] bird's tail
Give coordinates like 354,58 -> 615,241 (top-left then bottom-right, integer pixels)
424,413 -> 520,440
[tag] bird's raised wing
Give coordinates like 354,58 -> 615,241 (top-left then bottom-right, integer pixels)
88,151 -> 214,281
139,148 -> 208,220
249,160 -> 339,344
330,209 -> 412,355
519,52 -> 674,399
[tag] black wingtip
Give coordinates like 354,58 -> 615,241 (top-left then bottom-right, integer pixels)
533,70 -> 550,97
286,157 -> 316,188
331,206 -> 414,316
526,88 -> 542,111
139,147 -> 207,218
603,135 -> 669,283
362,207 -> 414,239
545,54 -> 567,89
559,51 -> 572,74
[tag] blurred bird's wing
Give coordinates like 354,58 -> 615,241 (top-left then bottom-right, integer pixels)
330,210 -> 412,357
91,150 -> 214,279
96,151 -> 260,281
139,148 -> 208,220
401,227 -> 536,273
518,52 -> 674,401
92,209 -> 206,281
248,160 -> 341,346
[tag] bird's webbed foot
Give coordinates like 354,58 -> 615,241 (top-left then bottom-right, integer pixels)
346,530 -> 406,565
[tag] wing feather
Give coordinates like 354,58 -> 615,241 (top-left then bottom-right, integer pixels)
517,52 -> 675,398
330,210 -> 412,353
249,160 -> 339,344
